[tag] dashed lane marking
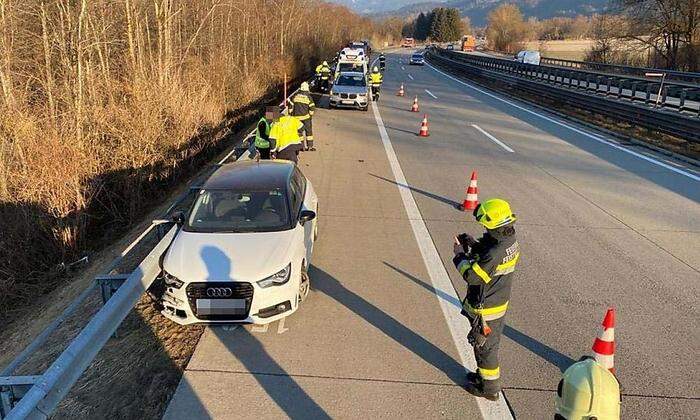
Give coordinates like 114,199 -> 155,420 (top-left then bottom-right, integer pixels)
425,61 -> 700,182
370,100 -> 514,419
425,89 -> 437,99
471,124 -> 514,153
408,74 -> 414,80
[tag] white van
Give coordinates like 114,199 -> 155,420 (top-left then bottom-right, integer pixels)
516,50 -> 541,65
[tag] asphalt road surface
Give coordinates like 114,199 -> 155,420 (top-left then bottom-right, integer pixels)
165,50 -> 700,419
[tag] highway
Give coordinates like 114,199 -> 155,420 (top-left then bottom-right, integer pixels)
165,49 -> 700,419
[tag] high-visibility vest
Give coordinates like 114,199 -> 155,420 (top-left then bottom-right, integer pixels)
315,64 -> 323,75
320,65 -> 331,80
269,116 -> 302,152
254,117 -> 271,149
370,72 -> 383,86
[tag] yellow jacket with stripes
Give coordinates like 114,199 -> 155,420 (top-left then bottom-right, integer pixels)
452,229 -> 519,321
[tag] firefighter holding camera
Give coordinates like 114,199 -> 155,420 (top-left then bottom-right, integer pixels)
452,198 -> 519,401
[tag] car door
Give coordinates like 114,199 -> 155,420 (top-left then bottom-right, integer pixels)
290,169 -> 315,264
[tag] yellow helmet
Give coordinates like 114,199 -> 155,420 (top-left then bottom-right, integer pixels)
323,61 -> 328,66
555,358 -> 620,420
474,198 -> 516,230
300,82 -> 310,91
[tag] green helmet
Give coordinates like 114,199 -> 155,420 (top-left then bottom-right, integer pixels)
473,198 -> 516,230
555,358 -> 620,420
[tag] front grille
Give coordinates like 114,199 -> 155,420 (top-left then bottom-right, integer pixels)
186,282 -> 254,320
340,93 -> 349,99
349,94 -> 357,99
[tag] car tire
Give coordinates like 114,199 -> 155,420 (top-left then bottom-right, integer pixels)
298,266 -> 310,304
361,106 -> 368,112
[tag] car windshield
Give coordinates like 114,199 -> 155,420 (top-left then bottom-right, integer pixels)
336,74 -> 366,86
412,54 -> 422,59
185,188 -> 290,233
338,62 -> 363,72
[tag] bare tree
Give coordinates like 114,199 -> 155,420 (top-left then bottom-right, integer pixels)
486,3 -> 527,53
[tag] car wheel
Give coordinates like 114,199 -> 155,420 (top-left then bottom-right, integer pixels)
361,106 -> 368,112
298,266 -> 310,304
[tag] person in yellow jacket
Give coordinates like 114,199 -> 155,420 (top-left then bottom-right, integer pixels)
369,66 -> 383,101
288,82 -> 316,151
269,114 -> 304,164
555,357 -> 620,420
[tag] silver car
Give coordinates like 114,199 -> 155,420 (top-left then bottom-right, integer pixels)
329,72 -> 369,111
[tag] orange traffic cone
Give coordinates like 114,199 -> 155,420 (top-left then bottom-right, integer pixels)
397,83 -> 405,96
418,114 -> 430,137
462,171 -> 479,211
592,308 -> 616,374
411,96 -> 419,112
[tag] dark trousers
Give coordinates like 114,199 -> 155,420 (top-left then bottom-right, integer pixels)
257,147 -> 270,159
301,118 -> 313,149
468,315 -> 505,394
276,144 -> 301,164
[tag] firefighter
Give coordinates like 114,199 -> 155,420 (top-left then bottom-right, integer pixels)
269,113 -> 303,164
555,358 -> 621,419
254,106 -> 277,159
452,198 -> 519,401
379,53 -> 386,70
288,82 -> 316,151
319,61 -> 332,92
369,66 -> 383,101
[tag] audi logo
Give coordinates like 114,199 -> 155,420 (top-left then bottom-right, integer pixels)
206,287 -> 233,298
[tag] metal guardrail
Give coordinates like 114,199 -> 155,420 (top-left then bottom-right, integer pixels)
540,56 -> 700,85
426,49 -> 700,143
442,48 -> 700,117
0,69 -> 315,418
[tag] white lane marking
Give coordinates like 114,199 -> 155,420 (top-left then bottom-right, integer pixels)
370,101 -> 514,419
408,74 -> 414,80
425,62 -> 700,182
425,89 -> 437,99
401,66 -> 406,71
472,124 -> 514,153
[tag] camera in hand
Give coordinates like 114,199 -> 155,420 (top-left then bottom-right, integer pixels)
457,233 -> 477,252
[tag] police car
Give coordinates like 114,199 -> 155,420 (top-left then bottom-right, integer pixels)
157,160 -> 318,325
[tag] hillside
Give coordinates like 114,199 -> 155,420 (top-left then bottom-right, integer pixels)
356,0 -> 610,25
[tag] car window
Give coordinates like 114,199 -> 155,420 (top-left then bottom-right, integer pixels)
185,188 -> 290,233
338,62 -> 363,73
335,74 -> 366,86
289,178 -> 301,218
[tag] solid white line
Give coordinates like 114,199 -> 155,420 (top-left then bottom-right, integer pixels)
472,124 -> 514,153
408,74 -> 414,80
424,89 -> 437,99
370,101 -> 514,419
425,62 -> 700,182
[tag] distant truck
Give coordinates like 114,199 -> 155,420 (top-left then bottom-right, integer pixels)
461,35 -> 476,52
402,37 -> 416,48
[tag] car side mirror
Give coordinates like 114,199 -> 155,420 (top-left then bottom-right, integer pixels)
172,211 -> 185,225
299,210 -> 316,225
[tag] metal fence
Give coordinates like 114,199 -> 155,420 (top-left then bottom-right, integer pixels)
427,49 -> 700,143
540,56 -> 700,85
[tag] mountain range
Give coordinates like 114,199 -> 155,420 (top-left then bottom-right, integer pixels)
333,0 -> 610,26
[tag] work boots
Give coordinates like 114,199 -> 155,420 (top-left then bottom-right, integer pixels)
465,372 -> 500,401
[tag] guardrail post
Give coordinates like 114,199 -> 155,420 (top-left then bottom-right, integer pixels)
96,274 -> 130,305
645,84 -> 652,104
678,89 -> 686,112
0,377 -> 40,418
630,81 -> 638,102
617,80 -> 623,99
661,86 -> 668,107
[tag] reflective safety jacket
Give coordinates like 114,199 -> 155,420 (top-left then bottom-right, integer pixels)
289,92 -> 315,120
452,228 -> 519,321
369,72 -> 383,86
254,117 -> 271,149
269,115 -> 303,152
320,64 -> 331,80
315,64 -> 323,76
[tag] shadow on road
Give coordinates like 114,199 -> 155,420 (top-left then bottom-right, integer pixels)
310,265 -> 469,384
369,173 -> 463,210
382,261 -> 575,373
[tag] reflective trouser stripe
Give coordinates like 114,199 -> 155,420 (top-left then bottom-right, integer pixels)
457,260 -> 471,275
479,366 -> 500,380
472,262 -> 492,284
465,301 -> 508,320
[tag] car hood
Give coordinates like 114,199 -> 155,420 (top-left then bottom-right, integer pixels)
332,85 -> 367,94
163,228 -> 298,282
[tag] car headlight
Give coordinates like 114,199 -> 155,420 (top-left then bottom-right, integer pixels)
257,263 -> 291,288
163,271 -> 184,289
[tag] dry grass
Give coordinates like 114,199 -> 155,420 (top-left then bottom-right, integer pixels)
0,0 -> 375,318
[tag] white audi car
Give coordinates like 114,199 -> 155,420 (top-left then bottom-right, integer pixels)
158,160 -> 318,325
